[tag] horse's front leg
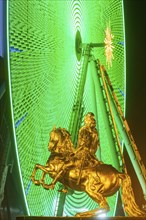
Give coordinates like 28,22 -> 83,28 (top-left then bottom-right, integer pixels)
31,164 -> 49,186
41,163 -> 66,190
39,171 -> 46,184
40,172 -> 56,190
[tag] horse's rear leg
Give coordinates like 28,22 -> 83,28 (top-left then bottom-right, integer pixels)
76,190 -> 109,217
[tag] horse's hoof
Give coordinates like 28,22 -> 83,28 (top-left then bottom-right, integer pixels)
34,180 -> 41,185
47,184 -> 55,189
58,188 -> 68,193
42,183 -> 55,190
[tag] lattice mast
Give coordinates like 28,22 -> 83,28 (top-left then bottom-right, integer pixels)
56,37 -> 146,215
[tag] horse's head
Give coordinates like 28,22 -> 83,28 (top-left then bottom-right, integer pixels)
48,127 -> 75,154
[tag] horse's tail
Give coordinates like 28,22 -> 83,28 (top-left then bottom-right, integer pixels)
120,173 -> 146,216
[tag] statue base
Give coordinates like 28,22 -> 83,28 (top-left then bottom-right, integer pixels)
16,216 -> 146,220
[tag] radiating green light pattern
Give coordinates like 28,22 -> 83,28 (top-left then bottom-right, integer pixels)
122,0 -> 127,117
8,0 -> 125,217
6,0 -> 30,215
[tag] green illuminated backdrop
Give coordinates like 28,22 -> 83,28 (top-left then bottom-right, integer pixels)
8,0 -> 125,217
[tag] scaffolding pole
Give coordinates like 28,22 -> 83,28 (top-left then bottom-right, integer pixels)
101,65 -> 146,197
90,56 -> 120,170
56,44 -> 91,216
69,44 -> 91,144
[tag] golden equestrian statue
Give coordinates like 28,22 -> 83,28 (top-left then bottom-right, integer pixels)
31,113 -> 146,217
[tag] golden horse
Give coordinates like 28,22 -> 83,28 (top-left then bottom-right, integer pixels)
31,127 -> 146,217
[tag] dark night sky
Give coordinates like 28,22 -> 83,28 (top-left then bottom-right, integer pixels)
123,0 -> 146,206
124,0 -> 146,164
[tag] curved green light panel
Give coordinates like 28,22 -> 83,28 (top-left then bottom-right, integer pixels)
8,0 -> 126,217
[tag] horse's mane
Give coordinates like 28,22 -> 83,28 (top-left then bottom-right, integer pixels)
51,127 -> 75,154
